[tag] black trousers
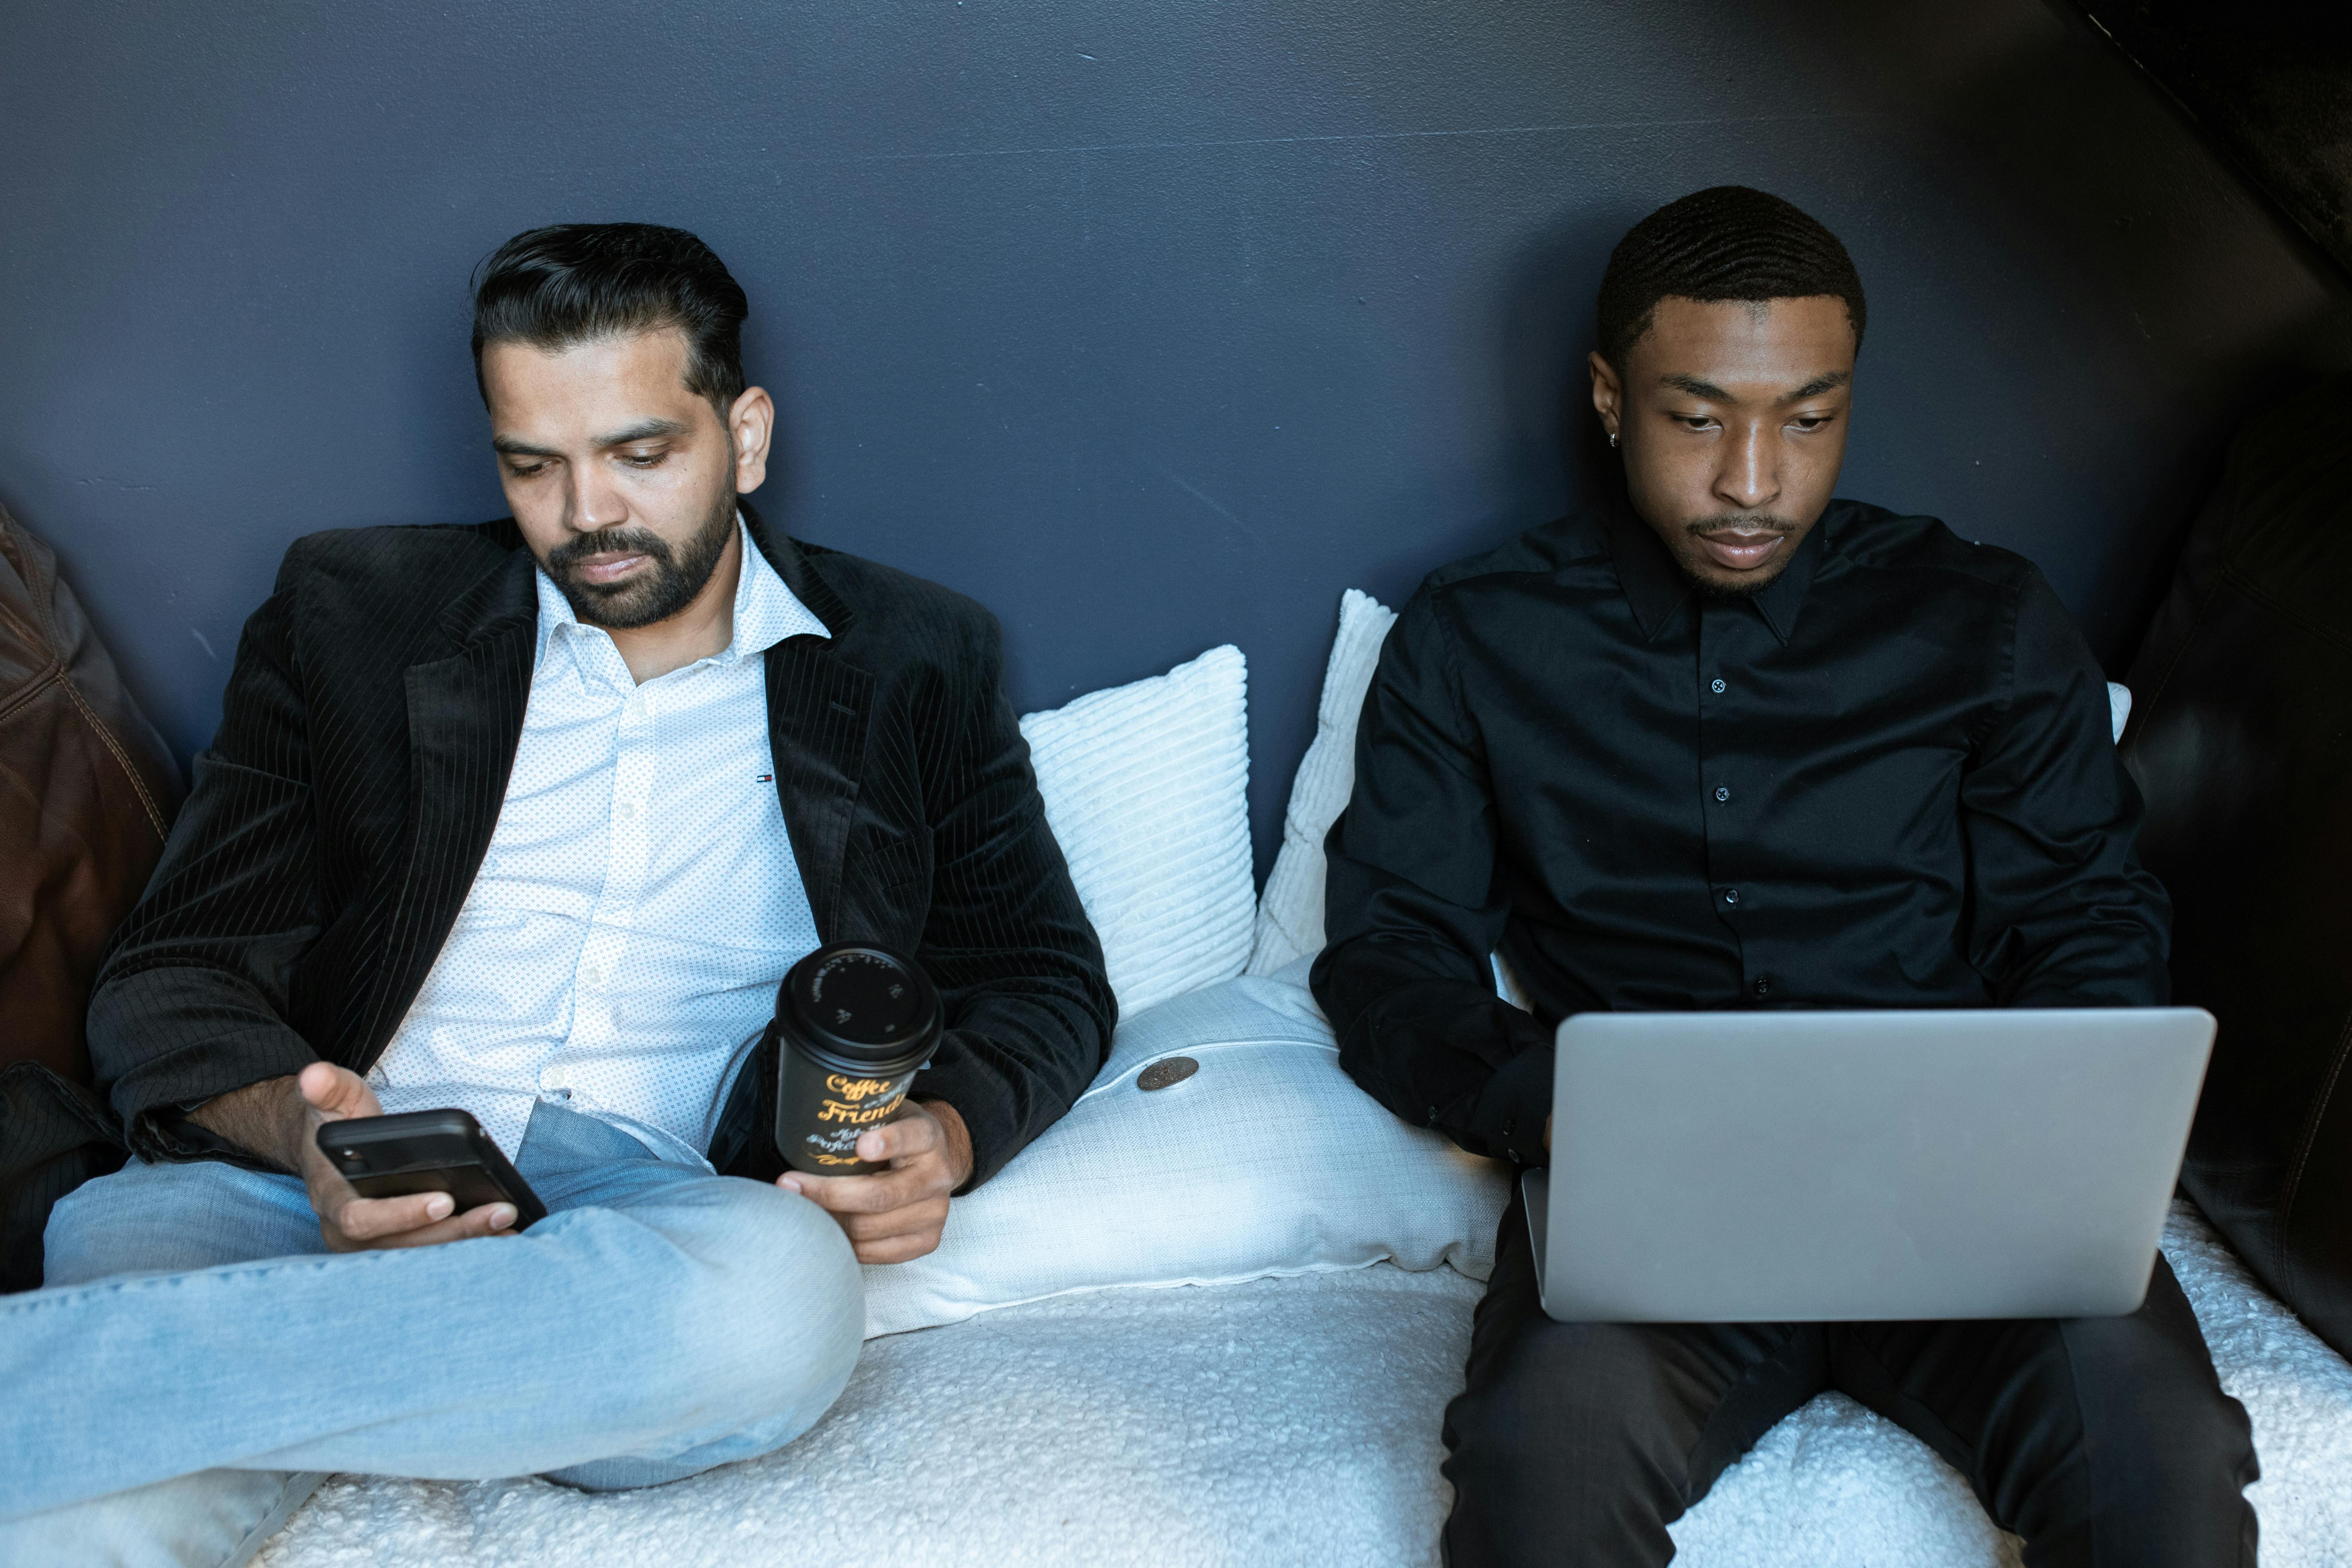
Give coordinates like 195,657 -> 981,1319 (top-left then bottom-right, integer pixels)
1443,1189 -> 2259,1568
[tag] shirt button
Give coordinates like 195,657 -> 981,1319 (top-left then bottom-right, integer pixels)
1714,785 -> 1731,803
1711,678 -> 1727,694
1754,976 -> 1773,998
1723,888 -> 1740,906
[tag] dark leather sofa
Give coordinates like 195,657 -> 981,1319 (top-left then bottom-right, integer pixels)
2122,377 -> 2352,1359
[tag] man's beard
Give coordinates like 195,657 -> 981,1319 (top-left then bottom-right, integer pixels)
542,481 -> 738,630
1680,511 -> 1800,601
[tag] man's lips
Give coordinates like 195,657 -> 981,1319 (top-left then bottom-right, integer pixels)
1694,530 -> 1788,573
572,551 -> 651,585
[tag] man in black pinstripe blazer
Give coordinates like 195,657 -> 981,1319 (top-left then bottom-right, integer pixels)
1,224 -> 1114,1563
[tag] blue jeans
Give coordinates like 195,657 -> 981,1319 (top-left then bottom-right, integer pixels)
0,1102 -> 863,1566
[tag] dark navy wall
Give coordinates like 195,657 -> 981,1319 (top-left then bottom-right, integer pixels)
4,0 -> 2347,879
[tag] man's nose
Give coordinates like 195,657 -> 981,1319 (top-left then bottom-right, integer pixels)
565,463 -> 628,534
1715,421 -> 1779,512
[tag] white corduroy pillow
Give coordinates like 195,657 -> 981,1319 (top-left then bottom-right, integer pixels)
862,966 -> 1509,1337
1020,645 -> 1255,1016
1247,590 -> 1397,976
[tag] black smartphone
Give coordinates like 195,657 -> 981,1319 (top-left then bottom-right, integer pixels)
314,1108 -> 548,1230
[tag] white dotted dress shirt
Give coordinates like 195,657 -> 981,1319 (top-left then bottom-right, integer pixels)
370,518 -> 826,1162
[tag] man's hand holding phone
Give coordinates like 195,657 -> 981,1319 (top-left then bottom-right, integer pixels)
192,1063 -> 521,1251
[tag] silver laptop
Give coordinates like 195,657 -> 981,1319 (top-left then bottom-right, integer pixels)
1527,1008 -> 2214,1322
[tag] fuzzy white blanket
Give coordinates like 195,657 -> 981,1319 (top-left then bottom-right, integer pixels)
256,1201 -> 2350,1567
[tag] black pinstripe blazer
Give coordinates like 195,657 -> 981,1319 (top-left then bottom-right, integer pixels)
86,504 -> 1114,1189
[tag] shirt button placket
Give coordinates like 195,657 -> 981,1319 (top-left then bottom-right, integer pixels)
1699,608 -> 1754,1005
569,685 -> 649,1066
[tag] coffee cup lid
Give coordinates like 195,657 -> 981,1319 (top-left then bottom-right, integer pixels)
781,943 -> 941,1066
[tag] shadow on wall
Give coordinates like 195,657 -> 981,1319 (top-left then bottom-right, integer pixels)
1328,210 -> 1621,607
1490,213 -> 1626,549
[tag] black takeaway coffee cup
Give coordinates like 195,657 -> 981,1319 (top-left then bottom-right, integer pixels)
770,942 -> 942,1176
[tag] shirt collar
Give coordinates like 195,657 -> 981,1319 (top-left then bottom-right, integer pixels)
725,514 -> 831,659
1603,494 -> 1829,646
534,512 -> 831,667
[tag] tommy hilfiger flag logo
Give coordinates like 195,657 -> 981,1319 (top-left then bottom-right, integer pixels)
756,773 -> 774,783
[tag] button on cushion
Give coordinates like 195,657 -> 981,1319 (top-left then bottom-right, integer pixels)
859,972 -> 1510,1338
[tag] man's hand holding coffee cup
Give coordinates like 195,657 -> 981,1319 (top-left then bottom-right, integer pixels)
779,1097 -> 971,1263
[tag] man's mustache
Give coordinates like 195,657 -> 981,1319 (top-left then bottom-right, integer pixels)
1684,514 -> 1799,538
547,528 -> 677,572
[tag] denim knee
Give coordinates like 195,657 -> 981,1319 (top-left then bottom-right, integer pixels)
43,1158 -> 316,1287
629,1179 -> 863,1434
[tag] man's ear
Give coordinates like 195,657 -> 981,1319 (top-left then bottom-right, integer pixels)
1588,350 -> 1624,445
729,386 -> 776,494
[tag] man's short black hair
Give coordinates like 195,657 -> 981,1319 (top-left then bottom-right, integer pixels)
1594,187 -> 1865,369
471,223 -> 748,411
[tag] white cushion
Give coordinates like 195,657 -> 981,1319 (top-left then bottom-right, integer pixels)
1021,645 -> 1255,1016
861,967 -> 1510,1337
1246,590 -> 1397,976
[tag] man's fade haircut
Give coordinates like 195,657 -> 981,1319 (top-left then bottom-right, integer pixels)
1594,186 -> 1866,369
470,223 -> 749,413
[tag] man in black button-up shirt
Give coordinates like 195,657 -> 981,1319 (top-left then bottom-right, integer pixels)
1314,187 -> 2255,1566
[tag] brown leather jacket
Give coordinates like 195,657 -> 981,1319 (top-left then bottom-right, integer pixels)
0,505 -> 183,1084
1,503 -> 185,1289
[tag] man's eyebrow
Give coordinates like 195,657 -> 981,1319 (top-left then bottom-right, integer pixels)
595,418 -> 693,447
491,419 -> 693,459
1659,371 -> 1851,402
1662,373 -> 1733,400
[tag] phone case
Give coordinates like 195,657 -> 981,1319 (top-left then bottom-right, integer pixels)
316,1108 -> 549,1229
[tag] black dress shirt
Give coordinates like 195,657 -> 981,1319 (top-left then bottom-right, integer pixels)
1311,497 -> 2170,1166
